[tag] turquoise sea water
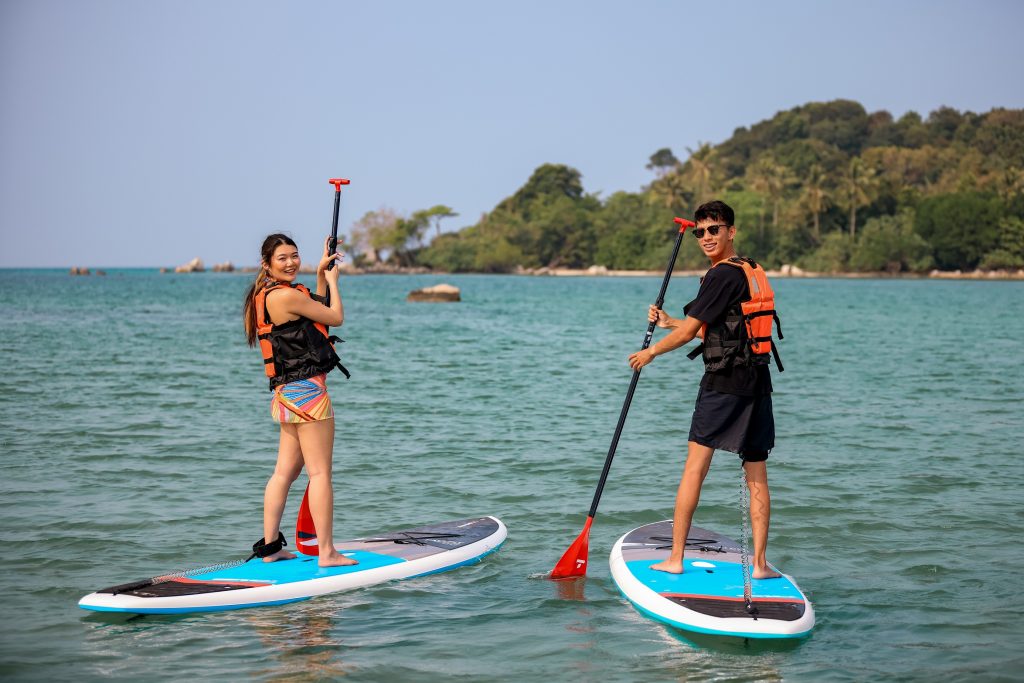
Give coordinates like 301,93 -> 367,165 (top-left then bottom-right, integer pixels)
1,269 -> 1022,682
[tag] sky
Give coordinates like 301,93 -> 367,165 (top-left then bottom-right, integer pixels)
2,0 -> 1023,268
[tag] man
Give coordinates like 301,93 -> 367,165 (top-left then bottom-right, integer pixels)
628,199 -> 782,579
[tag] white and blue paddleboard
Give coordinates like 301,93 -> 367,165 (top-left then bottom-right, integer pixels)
80,516 -> 506,614
610,520 -> 814,639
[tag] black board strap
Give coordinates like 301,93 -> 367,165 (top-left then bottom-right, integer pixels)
247,531 -> 286,561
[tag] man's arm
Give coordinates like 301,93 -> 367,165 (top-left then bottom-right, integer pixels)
627,315 -> 703,370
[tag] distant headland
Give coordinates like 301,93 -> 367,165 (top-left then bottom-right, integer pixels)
76,99 -> 1024,281
340,100 -> 1024,278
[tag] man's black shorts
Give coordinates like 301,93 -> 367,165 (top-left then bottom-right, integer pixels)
687,387 -> 775,461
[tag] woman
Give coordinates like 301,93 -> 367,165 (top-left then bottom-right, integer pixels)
242,233 -> 357,568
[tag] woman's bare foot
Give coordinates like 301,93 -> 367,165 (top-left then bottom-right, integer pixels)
318,550 -> 359,568
752,564 -> 782,579
650,559 -> 684,574
262,549 -> 296,563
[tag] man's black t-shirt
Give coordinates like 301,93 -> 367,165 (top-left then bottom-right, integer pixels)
683,264 -> 772,396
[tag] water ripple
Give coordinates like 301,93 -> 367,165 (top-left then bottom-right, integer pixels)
1,272 -> 1022,681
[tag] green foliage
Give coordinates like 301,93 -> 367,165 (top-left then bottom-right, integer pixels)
979,217 -> 1024,269
799,231 -> 853,272
498,163 -> 584,217
593,191 -> 682,269
415,101 -> 1024,274
893,111 -> 930,148
723,189 -> 774,259
646,148 -> 679,176
804,100 -> 870,155
837,157 -> 880,237
473,237 -> 526,273
926,106 -> 963,145
972,109 -> 1024,168
418,232 -> 478,272
914,192 -> 1004,270
772,139 -> 845,179
424,205 -> 458,240
848,210 -> 934,273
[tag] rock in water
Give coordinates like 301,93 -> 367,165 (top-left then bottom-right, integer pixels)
175,257 -> 205,273
407,283 -> 461,303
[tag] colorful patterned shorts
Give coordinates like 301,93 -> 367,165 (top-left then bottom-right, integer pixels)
271,374 -> 335,423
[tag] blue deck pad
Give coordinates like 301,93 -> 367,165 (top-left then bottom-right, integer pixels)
192,551 -> 407,585
626,560 -> 804,601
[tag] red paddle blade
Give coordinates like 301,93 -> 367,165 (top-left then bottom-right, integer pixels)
550,516 -> 593,579
295,484 -> 319,556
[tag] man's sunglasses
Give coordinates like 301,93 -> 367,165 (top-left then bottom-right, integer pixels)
692,224 -> 730,239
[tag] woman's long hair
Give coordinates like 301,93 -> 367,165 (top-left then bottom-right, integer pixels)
243,233 -> 297,347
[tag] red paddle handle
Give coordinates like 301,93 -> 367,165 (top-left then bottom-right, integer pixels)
674,217 -> 695,233
329,178 -> 350,191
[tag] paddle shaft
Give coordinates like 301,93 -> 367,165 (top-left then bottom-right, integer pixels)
326,179 -> 349,271
295,178 -> 353,554
585,224 -> 688,519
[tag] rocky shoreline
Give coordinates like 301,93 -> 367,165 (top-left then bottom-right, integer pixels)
151,258 -> 1024,280
512,264 -> 1024,280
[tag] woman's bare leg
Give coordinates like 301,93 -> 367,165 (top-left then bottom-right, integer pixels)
651,442 -> 715,574
262,424 -> 303,562
296,418 -> 357,567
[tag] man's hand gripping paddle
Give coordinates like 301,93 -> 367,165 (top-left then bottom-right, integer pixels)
295,177 -> 350,556
549,217 -> 694,579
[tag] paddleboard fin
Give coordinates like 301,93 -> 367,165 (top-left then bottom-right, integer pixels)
296,483 -> 319,556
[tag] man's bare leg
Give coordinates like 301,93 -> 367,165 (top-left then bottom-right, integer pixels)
743,459 -> 781,579
651,442 -> 715,574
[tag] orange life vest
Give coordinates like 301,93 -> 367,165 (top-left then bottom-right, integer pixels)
254,282 -> 349,389
687,257 -> 784,372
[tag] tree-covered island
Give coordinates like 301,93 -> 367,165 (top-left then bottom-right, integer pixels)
346,100 -> 1024,275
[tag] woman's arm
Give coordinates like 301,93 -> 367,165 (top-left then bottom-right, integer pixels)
274,287 -> 343,327
267,255 -> 344,327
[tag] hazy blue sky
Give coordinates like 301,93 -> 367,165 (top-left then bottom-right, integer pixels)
2,0 -> 1023,267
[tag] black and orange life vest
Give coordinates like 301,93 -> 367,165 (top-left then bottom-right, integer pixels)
254,282 -> 350,390
687,257 -> 784,372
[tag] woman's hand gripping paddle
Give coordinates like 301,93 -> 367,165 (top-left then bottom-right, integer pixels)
549,217 -> 694,579
325,178 -> 349,271
295,177 -> 351,556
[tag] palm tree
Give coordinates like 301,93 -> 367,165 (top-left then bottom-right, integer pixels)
800,164 -> 832,243
839,157 -> 878,238
646,148 -> 680,178
994,166 -> 1024,201
682,142 -> 716,205
746,155 -> 795,237
427,205 -> 458,240
745,161 -> 770,238
648,170 -> 690,213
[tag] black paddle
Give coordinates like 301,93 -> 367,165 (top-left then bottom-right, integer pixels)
326,178 -> 349,270
550,216 -> 694,579
296,177 -> 351,555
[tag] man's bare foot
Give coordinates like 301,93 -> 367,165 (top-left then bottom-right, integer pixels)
752,565 -> 782,579
650,559 -> 684,574
318,551 -> 359,568
262,549 -> 296,563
